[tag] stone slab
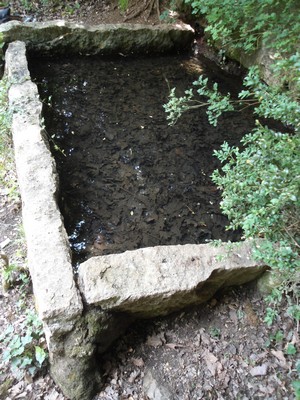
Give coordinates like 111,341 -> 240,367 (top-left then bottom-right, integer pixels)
78,241 -> 266,318
0,20 -> 194,56
6,41 -> 83,325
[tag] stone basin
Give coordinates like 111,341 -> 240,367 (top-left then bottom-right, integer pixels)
2,21 -> 266,400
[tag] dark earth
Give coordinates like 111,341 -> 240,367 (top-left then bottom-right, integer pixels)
0,1 -> 299,399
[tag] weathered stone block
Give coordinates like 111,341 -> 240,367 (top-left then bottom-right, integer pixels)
78,241 -> 266,318
6,41 -> 83,324
0,20 -> 194,56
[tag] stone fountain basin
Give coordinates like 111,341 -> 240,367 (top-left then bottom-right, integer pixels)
3,21 -> 266,400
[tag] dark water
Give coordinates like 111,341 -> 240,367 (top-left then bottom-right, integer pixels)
29,54 -> 255,264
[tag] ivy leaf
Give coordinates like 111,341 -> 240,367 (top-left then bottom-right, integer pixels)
21,333 -> 33,346
285,343 -> 297,355
35,346 -> 47,367
292,380 -> 300,399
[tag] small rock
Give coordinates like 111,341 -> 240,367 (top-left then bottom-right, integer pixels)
143,370 -> 172,400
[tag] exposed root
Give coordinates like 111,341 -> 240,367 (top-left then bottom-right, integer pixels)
124,0 -> 160,22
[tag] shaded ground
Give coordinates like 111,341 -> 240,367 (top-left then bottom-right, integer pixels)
7,0 -> 165,26
0,1 -> 299,400
95,284 -> 297,400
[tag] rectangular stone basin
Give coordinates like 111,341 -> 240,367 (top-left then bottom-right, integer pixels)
3,23 -> 266,400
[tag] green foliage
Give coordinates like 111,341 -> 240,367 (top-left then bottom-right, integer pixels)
0,310 -> 48,379
118,0 -> 129,12
211,125 -> 299,325
286,343 -> 297,356
2,262 -> 21,290
159,9 -> 177,23
209,327 -> 221,338
164,0 -> 300,328
185,0 -> 300,55
292,380 -> 300,400
164,76 -> 235,126
241,66 -> 300,127
212,128 -> 300,239
272,52 -> 300,97
64,2 -> 80,15
159,0 -> 178,23
273,330 -> 284,343
184,0 -> 300,95
165,65 -> 299,128
294,361 -> 300,399
19,0 -> 80,14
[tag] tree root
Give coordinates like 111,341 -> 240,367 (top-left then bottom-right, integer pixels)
124,0 -> 160,22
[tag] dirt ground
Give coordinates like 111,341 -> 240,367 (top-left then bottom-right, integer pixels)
0,1 -> 299,399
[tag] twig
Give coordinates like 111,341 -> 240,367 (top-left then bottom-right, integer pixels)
156,0 -> 160,20
283,226 -> 300,249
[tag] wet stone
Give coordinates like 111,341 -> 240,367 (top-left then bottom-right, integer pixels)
29,54 -> 255,265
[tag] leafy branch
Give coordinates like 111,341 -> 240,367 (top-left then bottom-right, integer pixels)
164,75 -> 250,126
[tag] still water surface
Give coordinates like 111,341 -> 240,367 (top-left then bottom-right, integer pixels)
29,54 -> 254,264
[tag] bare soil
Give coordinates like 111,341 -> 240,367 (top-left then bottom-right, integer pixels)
7,0 -> 165,26
0,1 -> 299,400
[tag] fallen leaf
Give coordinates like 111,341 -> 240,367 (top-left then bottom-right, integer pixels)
200,331 -> 211,346
165,343 -> 185,350
229,309 -> 238,325
146,335 -> 163,348
244,301 -> 259,326
249,364 -> 268,376
291,331 -> 299,345
9,382 -> 24,397
218,370 -> 230,389
216,361 -> 223,375
44,388 -> 61,400
202,349 -> 218,376
271,349 -> 287,367
15,392 -> 28,399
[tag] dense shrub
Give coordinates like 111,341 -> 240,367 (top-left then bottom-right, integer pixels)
165,0 -> 300,327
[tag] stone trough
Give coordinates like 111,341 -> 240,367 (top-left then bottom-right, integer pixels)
3,21 -> 267,400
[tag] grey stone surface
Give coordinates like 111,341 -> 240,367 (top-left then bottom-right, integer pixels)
0,20 -> 194,56
228,44 -> 279,87
257,270 -> 283,295
6,41 -> 83,324
5,41 -> 91,400
78,241 -> 266,318
143,369 -> 173,400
